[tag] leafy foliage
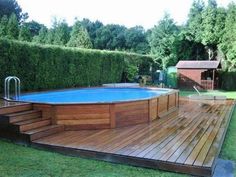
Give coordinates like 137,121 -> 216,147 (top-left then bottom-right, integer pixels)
0,15 -> 8,37
125,26 -> 150,54
219,71 -> 236,90
52,19 -> 70,46
32,26 -> 48,44
185,0 -> 205,43
94,24 -> 126,50
6,13 -> 19,39
67,21 -> 92,48
0,0 -> 28,22
18,23 -> 32,41
218,3 -> 236,71
149,14 -> 179,69
80,18 -> 103,47
0,0 -> 236,87
0,38 -> 152,92
24,20 -> 44,36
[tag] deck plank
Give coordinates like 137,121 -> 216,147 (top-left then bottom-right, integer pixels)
194,105 -> 229,166
184,104 -> 228,165
167,105 -> 223,163
32,98 -> 235,177
141,106 -> 210,159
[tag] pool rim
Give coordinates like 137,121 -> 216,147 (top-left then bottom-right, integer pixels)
6,87 -> 179,105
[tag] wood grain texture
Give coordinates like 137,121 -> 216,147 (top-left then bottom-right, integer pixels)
0,103 -> 32,115
32,91 -> 179,130
33,104 -> 53,120
33,98 -> 235,177
168,94 -> 176,109
109,104 -> 116,128
158,95 -> 168,115
149,98 -> 158,121
115,101 -> 149,127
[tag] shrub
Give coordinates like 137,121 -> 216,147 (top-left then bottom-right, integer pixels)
219,71 -> 236,91
0,39 -> 153,93
167,72 -> 177,88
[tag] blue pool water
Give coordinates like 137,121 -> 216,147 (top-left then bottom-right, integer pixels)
18,88 -> 171,104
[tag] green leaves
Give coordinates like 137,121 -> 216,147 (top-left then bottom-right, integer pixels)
18,24 -> 32,42
6,13 -> 19,39
218,3 -> 236,71
149,13 -> 179,70
67,21 -> 92,49
0,0 -> 27,23
0,39 -> 152,92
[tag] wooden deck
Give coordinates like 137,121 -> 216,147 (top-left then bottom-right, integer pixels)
0,99 -> 28,108
15,99 -> 236,176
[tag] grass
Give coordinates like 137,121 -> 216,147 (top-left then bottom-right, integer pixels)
179,89 -> 236,99
0,89 -> 235,177
0,141 -> 185,177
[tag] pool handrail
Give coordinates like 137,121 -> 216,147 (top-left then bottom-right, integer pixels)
4,76 -> 21,100
193,86 -> 201,95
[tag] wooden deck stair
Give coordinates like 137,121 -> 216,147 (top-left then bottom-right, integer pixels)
0,102 -> 64,142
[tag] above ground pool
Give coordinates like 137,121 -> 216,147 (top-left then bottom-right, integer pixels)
19,87 -> 171,104
17,87 -> 179,130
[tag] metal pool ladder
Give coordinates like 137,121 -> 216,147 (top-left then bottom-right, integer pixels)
4,76 -> 21,100
193,86 -> 201,95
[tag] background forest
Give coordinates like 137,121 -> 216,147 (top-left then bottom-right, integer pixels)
1,0 -> 236,71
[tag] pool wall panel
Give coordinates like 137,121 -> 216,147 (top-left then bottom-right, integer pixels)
158,95 -> 168,116
114,101 -> 149,128
32,90 -> 179,130
169,94 -> 176,109
149,98 -> 158,121
54,104 -> 111,130
33,104 -> 53,120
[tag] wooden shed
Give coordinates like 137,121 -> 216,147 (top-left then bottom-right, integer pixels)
176,60 -> 221,90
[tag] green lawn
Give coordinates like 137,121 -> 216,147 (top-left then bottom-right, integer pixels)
0,140 -> 186,177
179,89 -> 236,99
0,90 -> 235,177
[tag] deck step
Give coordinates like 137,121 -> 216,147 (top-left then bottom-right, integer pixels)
5,110 -> 42,123
0,103 -> 32,115
13,118 -> 51,132
24,125 -> 64,141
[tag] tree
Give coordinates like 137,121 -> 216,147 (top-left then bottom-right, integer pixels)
175,28 -> 207,61
6,13 -> 19,39
44,29 -> 54,44
214,7 -> 227,44
81,18 -> 103,46
24,20 -> 45,36
185,0 -> 205,42
149,14 -> 179,69
219,2 -> 236,71
0,0 -> 28,22
94,24 -> 126,50
52,19 -> 70,46
32,26 -> 48,44
67,21 -> 92,48
0,15 -> 8,37
124,26 -> 150,54
18,23 -> 32,41
201,0 -> 218,59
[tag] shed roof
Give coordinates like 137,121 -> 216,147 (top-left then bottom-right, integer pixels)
176,60 -> 221,69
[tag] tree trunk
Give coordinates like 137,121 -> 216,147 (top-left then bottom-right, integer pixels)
207,47 -> 214,60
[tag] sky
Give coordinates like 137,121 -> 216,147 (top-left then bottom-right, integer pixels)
17,0 -> 234,29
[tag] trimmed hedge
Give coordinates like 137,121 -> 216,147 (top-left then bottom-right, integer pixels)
0,39 -> 153,93
219,71 -> 236,91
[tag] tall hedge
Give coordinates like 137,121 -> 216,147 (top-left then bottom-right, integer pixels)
0,39 -> 153,93
219,71 -> 236,91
